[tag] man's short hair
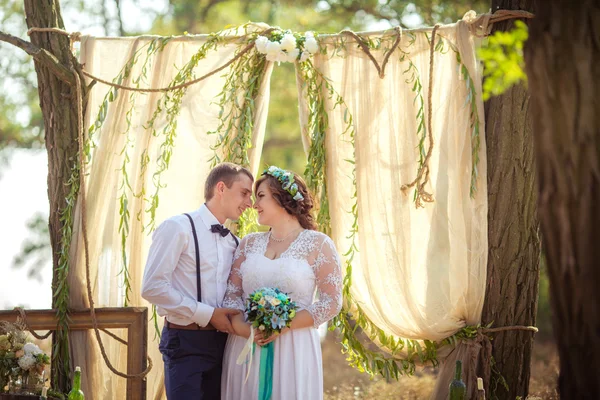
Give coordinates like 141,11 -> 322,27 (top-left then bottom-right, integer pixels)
204,163 -> 253,201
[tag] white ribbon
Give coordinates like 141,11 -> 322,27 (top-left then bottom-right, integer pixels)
236,325 -> 255,384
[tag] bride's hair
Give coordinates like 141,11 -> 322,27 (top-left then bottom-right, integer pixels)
254,172 -> 317,230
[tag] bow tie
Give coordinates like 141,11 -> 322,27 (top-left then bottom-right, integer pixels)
211,224 -> 231,237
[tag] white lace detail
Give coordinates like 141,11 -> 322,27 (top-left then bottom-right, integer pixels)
233,246 -> 244,262
223,281 -> 244,310
323,271 -> 343,289
306,292 -> 338,327
222,230 -> 343,329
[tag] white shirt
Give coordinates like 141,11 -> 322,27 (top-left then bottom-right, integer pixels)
141,204 -> 238,327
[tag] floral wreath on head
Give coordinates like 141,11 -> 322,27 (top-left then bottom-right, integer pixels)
262,166 -> 305,201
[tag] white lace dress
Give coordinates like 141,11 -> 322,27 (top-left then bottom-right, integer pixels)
221,229 -> 343,400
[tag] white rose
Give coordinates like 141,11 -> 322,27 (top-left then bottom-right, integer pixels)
23,343 -> 43,356
286,48 -> 300,62
18,354 -> 36,371
305,31 -> 315,38
270,298 -> 281,306
265,52 -> 278,62
299,51 -> 311,62
275,50 -> 288,63
255,36 -> 269,54
280,33 -> 297,52
304,37 -> 319,54
265,40 -> 281,55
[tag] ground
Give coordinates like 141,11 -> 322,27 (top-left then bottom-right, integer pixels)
322,331 -> 559,399
30,328 -> 559,398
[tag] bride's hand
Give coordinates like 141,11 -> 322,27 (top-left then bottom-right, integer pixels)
254,328 -> 290,346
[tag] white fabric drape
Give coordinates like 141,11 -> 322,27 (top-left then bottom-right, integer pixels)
65,19 -> 487,400
306,20 -> 487,397
69,31 -> 273,399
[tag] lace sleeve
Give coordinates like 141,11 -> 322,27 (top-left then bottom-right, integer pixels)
306,236 -> 343,328
222,237 -> 247,311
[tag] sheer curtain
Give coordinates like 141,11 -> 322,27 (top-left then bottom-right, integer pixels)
66,18 -> 487,399
69,29 -> 273,399
304,20 -> 487,397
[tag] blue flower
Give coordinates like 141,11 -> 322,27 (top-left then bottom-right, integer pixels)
271,315 -> 286,330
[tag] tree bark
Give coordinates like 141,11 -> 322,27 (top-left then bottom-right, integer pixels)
480,1 -> 540,399
23,0 -> 86,392
524,1 -> 600,398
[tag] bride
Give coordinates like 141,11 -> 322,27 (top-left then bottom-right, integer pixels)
221,166 -> 343,400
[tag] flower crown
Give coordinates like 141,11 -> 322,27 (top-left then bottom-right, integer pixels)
262,166 -> 304,201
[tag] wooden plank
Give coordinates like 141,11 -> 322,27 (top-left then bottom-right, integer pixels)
0,308 -> 147,330
126,307 -> 147,400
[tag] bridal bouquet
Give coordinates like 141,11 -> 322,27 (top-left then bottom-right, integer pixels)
236,287 -> 298,394
245,287 -> 297,338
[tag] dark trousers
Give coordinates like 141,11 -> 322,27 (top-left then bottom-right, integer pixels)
159,325 -> 228,400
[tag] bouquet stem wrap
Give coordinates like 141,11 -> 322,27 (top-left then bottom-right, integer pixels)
258,341 -> 275,400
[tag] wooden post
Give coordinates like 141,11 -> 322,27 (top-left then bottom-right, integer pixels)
0,307 -> 148,400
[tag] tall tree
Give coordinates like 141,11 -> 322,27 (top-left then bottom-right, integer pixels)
525,0 -> 600,397
0,0 -> 86,392
480,0 -> 539,399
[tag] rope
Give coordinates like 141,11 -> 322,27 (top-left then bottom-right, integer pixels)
27,27 -> 82,52
13,307 -> 53,340
469,324 -> 538,396
26,9 -> 534,91
481,325 -> 538,334
400,24 -> 439,208
466,9 -> 535,37
100,329 -> 128,345
28,27 -> 275,93
339,26 -> 402,79
72,66 -> 153,379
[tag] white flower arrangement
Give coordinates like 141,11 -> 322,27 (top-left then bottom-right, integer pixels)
255,29 -> 319,63
17,354 -> 36,371
0,324 -> 51,392
23,343 -> 43,356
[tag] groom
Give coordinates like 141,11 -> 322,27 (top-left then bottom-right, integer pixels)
142,162 -> 254,399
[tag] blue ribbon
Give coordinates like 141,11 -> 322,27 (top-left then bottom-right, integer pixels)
258,341 -> 274,400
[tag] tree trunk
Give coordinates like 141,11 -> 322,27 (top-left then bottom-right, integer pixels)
480,1 -> 540,399
24,0 -> 86,392
524,1 -> 600,398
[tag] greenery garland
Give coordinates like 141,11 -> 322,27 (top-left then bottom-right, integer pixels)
117,38 -> 173,307
298,47 -> 440,379
296,59 -> 331,235
429,32 -> 482,197
52,36 -> 174,385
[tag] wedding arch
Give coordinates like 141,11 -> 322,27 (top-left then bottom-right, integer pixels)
3,8 -> 538,400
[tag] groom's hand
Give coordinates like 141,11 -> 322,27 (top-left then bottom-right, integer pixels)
209,308 -> 240,334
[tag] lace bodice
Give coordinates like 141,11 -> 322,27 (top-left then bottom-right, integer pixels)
223,230 -> 343,328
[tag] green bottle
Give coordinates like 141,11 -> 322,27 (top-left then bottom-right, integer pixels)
67,366 -> 85,400
449,360 -> 466,400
